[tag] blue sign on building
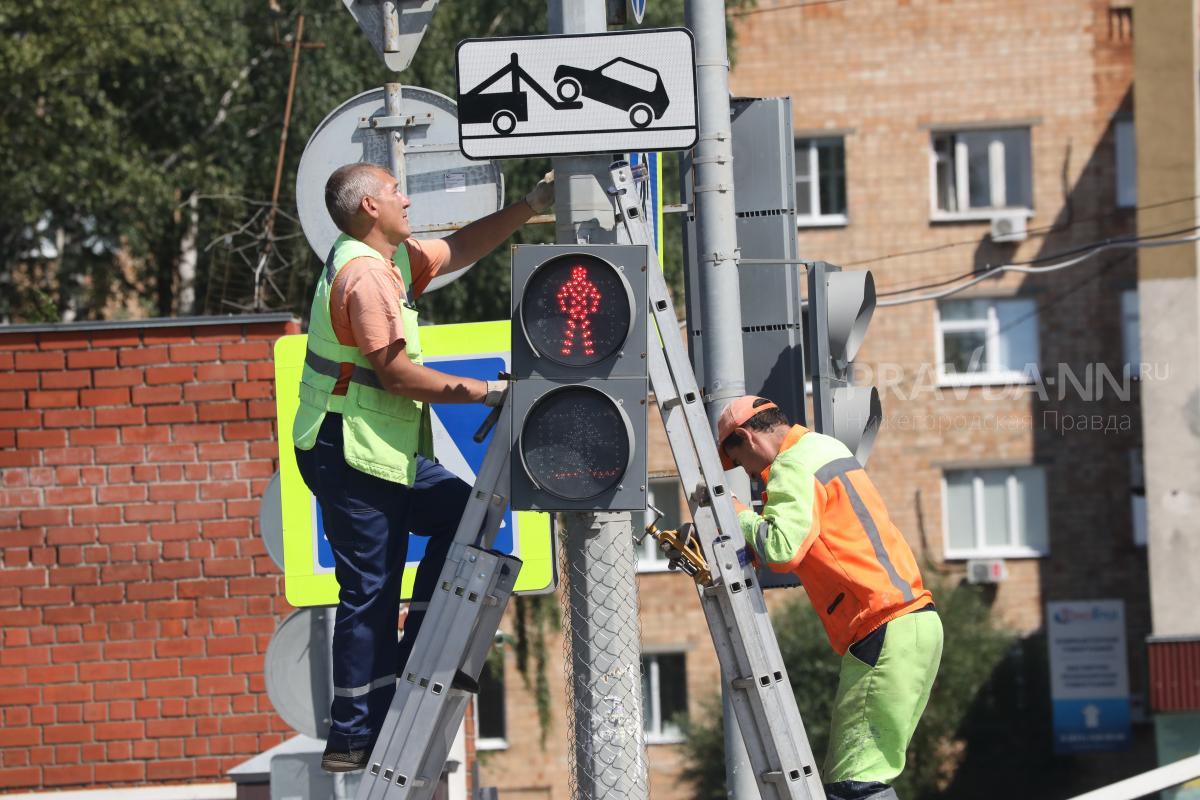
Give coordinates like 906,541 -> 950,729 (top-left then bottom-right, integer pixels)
1048,600 -> 1132,753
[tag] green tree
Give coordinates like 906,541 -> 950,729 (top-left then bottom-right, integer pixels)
0,1 -> 361,319
1,1 -> 753,325
679,577 -> 1015,799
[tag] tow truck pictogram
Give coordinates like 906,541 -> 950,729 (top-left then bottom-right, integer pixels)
459,53 -> 584,136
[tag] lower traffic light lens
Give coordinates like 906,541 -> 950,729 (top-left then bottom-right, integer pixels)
519,385 -> 632,501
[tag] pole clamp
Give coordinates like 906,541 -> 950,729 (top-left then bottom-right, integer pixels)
358,113 -> 434,131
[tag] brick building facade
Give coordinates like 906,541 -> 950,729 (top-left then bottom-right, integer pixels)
0,316 -> 298,793
0,1 -> 1163,798
480,1 -> 1156,798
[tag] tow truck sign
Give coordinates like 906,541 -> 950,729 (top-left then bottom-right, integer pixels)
455,28 -> 696,160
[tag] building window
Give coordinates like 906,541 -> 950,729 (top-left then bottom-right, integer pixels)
1130,450 -> 1147,547
936,298 -> 1039,384
795,137 -> 848,226
637,477 -> 687,572
931,128 -> 1033,218
1121,289 -> 1140,374
641,652 -> 687,743
1115,118 -> 1136,209
475,657 -> 506,750
943,467 -> 1049,558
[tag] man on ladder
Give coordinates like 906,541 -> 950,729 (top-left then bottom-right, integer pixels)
716,395 -> 944,800
291,162 -> 554,772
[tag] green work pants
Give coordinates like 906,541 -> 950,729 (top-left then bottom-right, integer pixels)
823,608 -> 944,788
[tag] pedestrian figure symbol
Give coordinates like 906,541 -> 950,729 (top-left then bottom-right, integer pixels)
557,265 -> 601,357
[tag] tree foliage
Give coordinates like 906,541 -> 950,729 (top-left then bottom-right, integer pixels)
0,1 -> 752,325
679,577 -> 1016,800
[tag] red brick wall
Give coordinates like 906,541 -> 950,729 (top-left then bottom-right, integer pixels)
0,315 -> 299,793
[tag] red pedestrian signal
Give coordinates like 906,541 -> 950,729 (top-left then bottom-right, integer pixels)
510,245 -> 648,511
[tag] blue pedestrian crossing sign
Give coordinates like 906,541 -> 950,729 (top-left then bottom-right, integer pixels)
274,321 -> 557,607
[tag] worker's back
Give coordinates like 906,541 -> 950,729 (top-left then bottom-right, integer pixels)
769,426 -> 932,655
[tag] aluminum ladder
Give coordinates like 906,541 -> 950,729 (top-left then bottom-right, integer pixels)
609,159 -> 827,800
356,396 -> 521,800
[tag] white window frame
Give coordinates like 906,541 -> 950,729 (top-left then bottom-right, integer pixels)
642,652 -> 686,745
473,658 -> 508,751
935,298 -> 1039,386
638,477 -> 685,573
1121,289 -> 1141,375
942,467 -> 1049,560
929,128 -> 1034,222
1130,449 -> 1147,548
1115,117 -> 1136,209
795,137 -> 849,227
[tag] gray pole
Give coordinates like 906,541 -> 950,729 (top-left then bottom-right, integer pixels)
384,83 -> 407,190
684,1 -> 757,798
548,3 -> 648,800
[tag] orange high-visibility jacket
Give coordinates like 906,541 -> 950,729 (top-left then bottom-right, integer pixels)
737,425 -> 932,655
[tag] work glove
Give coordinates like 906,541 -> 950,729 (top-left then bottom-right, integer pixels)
483,379 -> 509,408
524,170 -> 555,214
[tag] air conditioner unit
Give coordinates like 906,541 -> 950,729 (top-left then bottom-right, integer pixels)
990,212 -> 1028,243
966,558 -> 1009,584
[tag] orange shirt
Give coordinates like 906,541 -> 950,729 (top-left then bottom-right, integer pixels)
328,237 -> 451,395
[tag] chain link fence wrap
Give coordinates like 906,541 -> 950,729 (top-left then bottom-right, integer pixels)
559,511 -> 648,800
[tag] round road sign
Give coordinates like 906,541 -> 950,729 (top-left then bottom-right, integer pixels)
258,471 -> 284,571
265,607 -> 334,740
295,86 -> 504,293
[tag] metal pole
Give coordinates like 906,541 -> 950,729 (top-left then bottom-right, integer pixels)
684,1 -> 757,797
548,3 -> 648,800
255,13 -> 307,311
384,83 -> 407,191
561,512 -> 647,800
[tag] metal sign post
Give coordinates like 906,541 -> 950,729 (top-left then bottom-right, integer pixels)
342,0 -> 440,73
294,86 -> 504,293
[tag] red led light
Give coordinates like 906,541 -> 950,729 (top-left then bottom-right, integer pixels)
555,264 -> 603,357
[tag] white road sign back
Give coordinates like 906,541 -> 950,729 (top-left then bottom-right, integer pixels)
455,28 -> 697,160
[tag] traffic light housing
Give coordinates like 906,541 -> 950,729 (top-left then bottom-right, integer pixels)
807,261 -> 882,465
510,245 -> 648,511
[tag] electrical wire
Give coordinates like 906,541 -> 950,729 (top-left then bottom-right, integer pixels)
877,222 -> 1200,299
846,193 -> 1200,271
878,233 -> 1200,307
989,251 -> 1133,339
731,0 -> 852,16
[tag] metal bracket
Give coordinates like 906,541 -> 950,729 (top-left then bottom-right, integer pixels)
358,113 -> 434,131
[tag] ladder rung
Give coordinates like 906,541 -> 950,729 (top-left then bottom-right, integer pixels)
730,677 -> 755,689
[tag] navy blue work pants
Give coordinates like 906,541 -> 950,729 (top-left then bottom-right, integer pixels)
294,412 -> 470,752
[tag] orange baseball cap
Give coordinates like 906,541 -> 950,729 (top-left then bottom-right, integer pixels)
716,396 -> 779,469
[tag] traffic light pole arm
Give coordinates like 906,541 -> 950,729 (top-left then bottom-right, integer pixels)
364,341 -> 490,404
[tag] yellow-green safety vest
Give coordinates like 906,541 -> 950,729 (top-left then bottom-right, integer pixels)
292,234 -> 433,485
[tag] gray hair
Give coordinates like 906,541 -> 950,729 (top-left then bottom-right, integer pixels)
325,163 -> 387,233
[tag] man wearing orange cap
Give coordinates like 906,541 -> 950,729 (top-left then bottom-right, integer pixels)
716,395 -> 942,800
